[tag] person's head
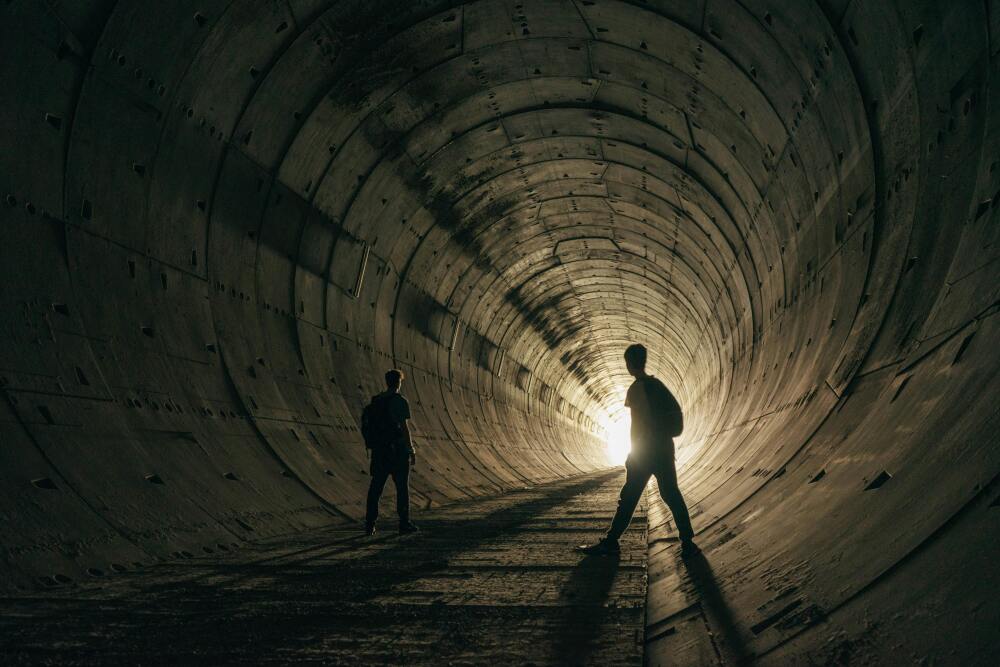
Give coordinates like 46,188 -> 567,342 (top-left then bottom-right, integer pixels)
624,344 -> 647,377
385,368 -> 404,391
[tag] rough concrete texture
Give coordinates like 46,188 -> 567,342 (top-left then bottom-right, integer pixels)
0,471 -> 645,665
1,0 -> 999,663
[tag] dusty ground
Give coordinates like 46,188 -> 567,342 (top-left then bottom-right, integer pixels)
0,470 -> 648,665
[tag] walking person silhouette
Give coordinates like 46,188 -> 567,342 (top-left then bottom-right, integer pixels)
579,344 -> 698,556
361,369 -> 419,536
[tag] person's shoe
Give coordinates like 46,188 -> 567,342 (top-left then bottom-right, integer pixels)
398,521 -> 419,534
364,523 -> 376,537
679,539 -> 700,557
577,539 -> 620,556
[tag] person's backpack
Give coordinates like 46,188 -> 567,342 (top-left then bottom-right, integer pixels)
647,378 -> 683,437
361,393 -> 402,452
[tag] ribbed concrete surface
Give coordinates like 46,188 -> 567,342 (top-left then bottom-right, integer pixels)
0,470 -> 646,665
2,0 -> 999,663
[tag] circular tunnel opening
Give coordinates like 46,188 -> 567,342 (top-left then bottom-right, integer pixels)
2,0 -> 998,662
600,406 -> 631,466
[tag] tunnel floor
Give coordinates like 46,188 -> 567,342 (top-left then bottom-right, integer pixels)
0,470 -> 657,665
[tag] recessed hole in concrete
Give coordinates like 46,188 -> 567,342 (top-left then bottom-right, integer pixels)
87,567 -> 104,577
975,199 -> 991,219
864,470 -> 892,491
141,325 -> 155,337
750,599 -> 802,635
145,474 -> 165,485
53,574 -> 73,584
953,331 -> 975,365
37,405 -> 55,424
52,303 -> 70,315
891,376 -> 910,402
31,477 -> 58,490
223,472 -> 238,481
110,563 -> 127,572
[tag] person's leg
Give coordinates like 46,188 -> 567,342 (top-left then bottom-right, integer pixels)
653,462 -> 694,543
391,456 -> 411,527
605,462 -> 653,542
365,457 -> 391,528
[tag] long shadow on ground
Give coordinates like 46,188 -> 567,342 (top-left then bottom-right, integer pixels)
682,550 -> 754,665
0,470 -> 624,664
552,552 -> 623,664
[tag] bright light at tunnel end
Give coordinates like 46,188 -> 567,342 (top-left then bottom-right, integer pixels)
601,413 -> 631,466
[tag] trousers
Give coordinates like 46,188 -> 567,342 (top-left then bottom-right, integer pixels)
365,450 -> 410,526
607,453 -> 693,542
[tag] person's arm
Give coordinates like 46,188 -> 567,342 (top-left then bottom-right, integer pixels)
393,395 -> 416,465
402,421 -> 415,465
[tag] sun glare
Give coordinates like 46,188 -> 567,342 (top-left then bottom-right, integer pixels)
603,414 -> 631,466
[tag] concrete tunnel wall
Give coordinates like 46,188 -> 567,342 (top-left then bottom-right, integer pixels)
1,0 -> 998,647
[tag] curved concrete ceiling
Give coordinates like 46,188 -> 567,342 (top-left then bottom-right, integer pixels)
2,0 -> 998,660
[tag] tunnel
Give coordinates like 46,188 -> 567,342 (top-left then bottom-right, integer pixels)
2,0 -> 999,664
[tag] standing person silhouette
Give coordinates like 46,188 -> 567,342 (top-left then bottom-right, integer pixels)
362,369 -> 418,536
580,344 -> 698,556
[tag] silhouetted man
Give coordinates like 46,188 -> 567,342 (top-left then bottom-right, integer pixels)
580,344 -> 697,556
362,369 -> 418,536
